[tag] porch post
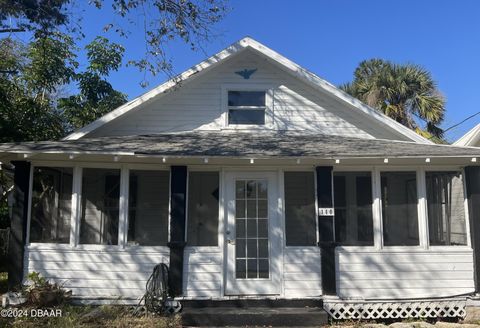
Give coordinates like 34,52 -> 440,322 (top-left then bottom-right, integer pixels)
465,166 -> 480,293
168,166 -> 187,297
8,161 -> 31,289
315,166 -> 336,295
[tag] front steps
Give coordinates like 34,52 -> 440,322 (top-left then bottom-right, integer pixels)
180,299 -> 329,327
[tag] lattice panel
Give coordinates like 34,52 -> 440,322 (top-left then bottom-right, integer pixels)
324,300 -> 466,320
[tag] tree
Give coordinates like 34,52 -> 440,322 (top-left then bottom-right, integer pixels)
59,37 -> 128,130
0,0 -> 71,34
1,0 -> 228,84
0,34 -> 126,227
341,59 -> 446,141
0,34 -> 76,142
93,0 -> 227,85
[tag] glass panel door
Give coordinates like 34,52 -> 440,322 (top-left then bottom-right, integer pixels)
225,171 -> 281,295
235,179 -> 269,279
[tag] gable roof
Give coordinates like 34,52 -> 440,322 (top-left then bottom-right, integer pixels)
64,37 -> 432,144
454,123 -> 480,147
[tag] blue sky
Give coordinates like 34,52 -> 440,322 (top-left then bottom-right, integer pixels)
74,0 -> 480,142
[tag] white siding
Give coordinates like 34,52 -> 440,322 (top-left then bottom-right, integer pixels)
87,50 -> 410,141
182,247 -> 222,298
283,247 -> 322,297
25,245 -> 169,300
182,247 -> 323,299
336,247 -> 475,299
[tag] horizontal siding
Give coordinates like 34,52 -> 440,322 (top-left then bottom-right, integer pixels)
336,248 -> 475,300
183,247 -> 222,298
283,247 -> 322,297
26,246 -> 169,299
88,50 -> 409,141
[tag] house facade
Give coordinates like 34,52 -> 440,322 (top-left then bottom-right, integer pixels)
3,37 -> 480,319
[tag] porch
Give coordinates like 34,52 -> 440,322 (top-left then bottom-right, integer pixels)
2,132 -> 480,314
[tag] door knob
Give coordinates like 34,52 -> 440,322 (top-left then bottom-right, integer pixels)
227,239 -> 235,245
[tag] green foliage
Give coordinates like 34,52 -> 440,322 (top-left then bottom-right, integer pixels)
24,32 -> 78,94
0,272 -> 7,294
27,271 -> 48,289
26,271 -> 71,306
342,59 -> 446,141
91,0 -> 228,85
59,37 -> 128,130
86,36 -> 124,75
1,0 -> 228,85
0,0 -> 71,33
0,35 -> 74,142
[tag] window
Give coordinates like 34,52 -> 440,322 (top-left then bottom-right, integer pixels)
334,172 -> 374,246
284,172 -> 317,246
79,168 -> 120,245
426,171 -> 467,246
30,167 -> 73,243
187,172 -> 219,246
381,172 -> 419,246
128,170 -> 170,246
228,91 -> 266,125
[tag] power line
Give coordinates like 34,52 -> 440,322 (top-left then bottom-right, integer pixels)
443,111 -> 480,134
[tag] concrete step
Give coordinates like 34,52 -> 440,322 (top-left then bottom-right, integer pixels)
181,298 -> 323,308
181,306 -> 329,327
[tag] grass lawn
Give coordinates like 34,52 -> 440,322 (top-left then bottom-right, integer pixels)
0,305 -> 182,328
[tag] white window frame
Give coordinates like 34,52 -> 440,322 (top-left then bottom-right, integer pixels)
376,167 -> 424,249
26,161 -> 170,252
331,169 -> 376,247
185,169 -> 221,248
334,165 -> 472,252
124,165 -> 171,249
221,84 -> 274,129
282,169 -> 318,248
423,168 -> 471,249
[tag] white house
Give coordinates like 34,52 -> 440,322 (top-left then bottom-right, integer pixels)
455,123 -> 480,147
2,37 -> 480,322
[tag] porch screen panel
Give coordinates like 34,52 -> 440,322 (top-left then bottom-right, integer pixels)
30,167 -> 73,243
128,170 -> 169,246
333,172 -> 373,246
187,172 -> 219,246
79,168 -> 120,245
381,171 -> 419,246
426,171 -> 467,246
235,180 -> 269,279
284,172 -> 316,246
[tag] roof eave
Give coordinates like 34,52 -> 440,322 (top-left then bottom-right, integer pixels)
63,37 -> 432,144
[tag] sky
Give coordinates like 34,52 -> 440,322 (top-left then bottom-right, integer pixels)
72,0 -> 480,142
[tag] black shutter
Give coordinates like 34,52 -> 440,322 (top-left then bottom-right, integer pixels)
315,166 -> 336,295
168,166 -> 188,296
465,166 -> 480,292
8,161 -> 31,289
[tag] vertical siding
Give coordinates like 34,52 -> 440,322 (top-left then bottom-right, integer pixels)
336,247 -> 475,299
283,247 -> 322,297
87,50 -> 409,141
25,245 -> 169,300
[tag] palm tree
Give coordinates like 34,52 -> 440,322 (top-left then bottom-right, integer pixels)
341,59 -> 445,141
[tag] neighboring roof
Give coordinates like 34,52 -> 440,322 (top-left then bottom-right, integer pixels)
1,132 -> 478,159
63,37 -> 431,144
454,123 -> 480,147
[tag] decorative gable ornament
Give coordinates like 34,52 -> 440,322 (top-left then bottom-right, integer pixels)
235,68 -> 257,79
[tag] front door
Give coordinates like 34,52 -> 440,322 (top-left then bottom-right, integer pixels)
225,172 -> 281,295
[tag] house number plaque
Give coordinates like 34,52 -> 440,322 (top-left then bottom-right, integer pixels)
318,208 -> 334,216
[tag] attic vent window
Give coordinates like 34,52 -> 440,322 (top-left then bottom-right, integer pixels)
228,91 -> 266,125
